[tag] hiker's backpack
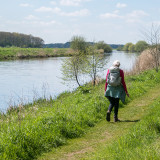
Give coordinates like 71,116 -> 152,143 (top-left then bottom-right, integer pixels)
107,67 -> 121,86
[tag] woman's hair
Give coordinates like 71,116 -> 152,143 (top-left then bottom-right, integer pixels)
113,60 -> 120,67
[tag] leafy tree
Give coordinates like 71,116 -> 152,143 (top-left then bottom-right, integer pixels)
62,37 -> 110,86
123,43 -> 133,51
95,41 -> 112,53
61,53 -> 85,87
117,46 -> 123,51
128,44 -> 135,52
70,36 -> 88,53
135,41 -> 148,52
85,46 -> 108,85
0,32 -> 44,48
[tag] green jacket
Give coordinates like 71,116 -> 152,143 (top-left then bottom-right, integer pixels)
105,84 -> 126,103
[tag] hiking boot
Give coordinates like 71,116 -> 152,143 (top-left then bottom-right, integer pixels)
106,111 -> 111,122
114,117 -> 120,122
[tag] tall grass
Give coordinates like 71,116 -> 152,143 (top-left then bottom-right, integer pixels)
0,70 -> 160,159
127,49 -> 158,75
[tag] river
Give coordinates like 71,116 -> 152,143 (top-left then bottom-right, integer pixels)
0,51 -> 138,112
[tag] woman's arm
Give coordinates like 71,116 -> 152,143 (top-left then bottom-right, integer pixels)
105,69 -> 110,91
120,70 -> 129,97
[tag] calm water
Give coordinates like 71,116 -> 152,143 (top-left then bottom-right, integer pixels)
0,51 -> 138,111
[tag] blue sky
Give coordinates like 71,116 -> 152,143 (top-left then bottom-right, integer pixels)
0,0 -> 160,44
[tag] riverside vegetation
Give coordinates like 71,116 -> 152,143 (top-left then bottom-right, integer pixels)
0,47 -> 76,60
0,36 -> 112,61
0,69 -> 160,159
0,47 -> 105,60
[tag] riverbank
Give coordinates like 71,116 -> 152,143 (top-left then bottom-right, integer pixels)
0,47 -> 75,60
38,82 -> 160,160
0,47 -> 105,60
0,69 -> 160,159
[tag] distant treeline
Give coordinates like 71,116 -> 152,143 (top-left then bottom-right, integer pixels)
43,42 -> 123,49
117,41 -> 149,53
0,32 -> 44,48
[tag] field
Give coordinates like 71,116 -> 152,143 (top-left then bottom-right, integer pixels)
0,47 -> 75,60
0,69 -> 160,159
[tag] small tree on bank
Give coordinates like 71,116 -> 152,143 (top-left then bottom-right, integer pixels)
61,54 -> 84,86
85,46 -> 107,86
61,36 -> 110,86
61,36 -> 88,86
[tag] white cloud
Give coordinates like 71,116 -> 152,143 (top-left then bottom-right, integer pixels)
60,0 -> 80,6
60,0 -> 91,6
50,1 -> 57,5
100,12 -> 123,19
35,7 -> 61,14
126,10 -> 149,23
152,21 -> 160,26
35,6 -> 90,17
25,15 -> 39,20
35,7 -> 53,12
32,20 -> 56,26
63,9 -> 90,16
20,3 -> 32,7
100,9 -> 148,23
6,20 -> 21,25
19,20 -> 57,28
113,10 -> 119,14
116,3 -> 127,8
53,7 -> 62,14
127,10 -> 149,18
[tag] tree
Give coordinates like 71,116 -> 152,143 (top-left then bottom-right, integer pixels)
62,36 -> 110,86
95,41 -> 112,53
117,46 -> 123,51
143,24 -> 160,72
123,43 -> 133,51
135,41 -> 148,52
128,44 -> 135,52
0,32 -> 44,48
85,46 -> 108,86
61,53 -> 85,87
61,36 -> 88,86
70,36 -> 88,53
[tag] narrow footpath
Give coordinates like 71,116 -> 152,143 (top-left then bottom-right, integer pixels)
38,84 -> 160,160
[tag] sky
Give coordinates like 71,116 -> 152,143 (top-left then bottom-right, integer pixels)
0,0 -> 160,44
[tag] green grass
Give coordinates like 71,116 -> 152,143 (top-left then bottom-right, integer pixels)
0,69 -> 160,159
38,79 -> 160,160
0,47 -> 75,60
92,97 -> 160,160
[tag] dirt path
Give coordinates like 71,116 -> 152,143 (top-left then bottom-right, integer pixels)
38,84 -> 160,160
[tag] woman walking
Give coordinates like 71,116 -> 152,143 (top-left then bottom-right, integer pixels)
105,60 -> 129,122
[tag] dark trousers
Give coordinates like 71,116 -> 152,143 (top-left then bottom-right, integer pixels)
107,96 -> 119,117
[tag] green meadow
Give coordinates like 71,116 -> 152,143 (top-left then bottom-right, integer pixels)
0,69 -> 160,159
0,47 -> 75,60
